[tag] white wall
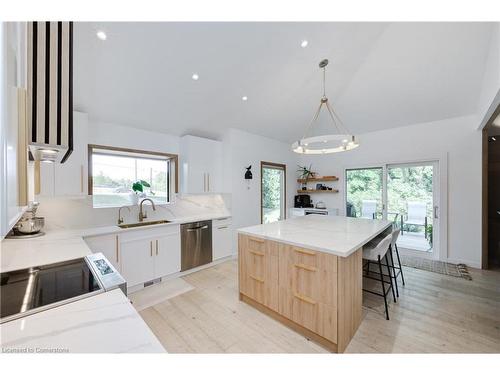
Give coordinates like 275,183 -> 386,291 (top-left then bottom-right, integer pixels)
88,120 -> 180,154
299,115 -> 482,268
224,128 -> 298,251
478,23 -> 500,129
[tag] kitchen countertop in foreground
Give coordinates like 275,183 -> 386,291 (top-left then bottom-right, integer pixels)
0,289 -> 164,353
237,215 -> 392,257
0,213 -> 231,353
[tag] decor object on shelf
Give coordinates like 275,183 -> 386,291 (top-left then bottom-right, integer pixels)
292,59 -> 359,154
297,164 -> 314,180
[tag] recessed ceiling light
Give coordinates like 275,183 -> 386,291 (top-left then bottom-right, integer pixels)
96,30 -> 107,41
192,73 -> 199,81
242,96 -> 248,101
300,40 -> 308,48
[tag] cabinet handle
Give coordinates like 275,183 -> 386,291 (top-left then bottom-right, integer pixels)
294,248 -> 316,256
294,263 -> 317,272
249,275 -> 264,283
249,237 -> 264,243
293,292 -> 317,305
150,241 -> 153,257
207,173 -> 210,192
218,226 -> 228,229
156,239 -> 159,255
249,250 -> 265,257
115,235 -> 119,263
203,173 -> 206,192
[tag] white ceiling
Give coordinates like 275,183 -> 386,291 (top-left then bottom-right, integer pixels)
74,22 -> 495,142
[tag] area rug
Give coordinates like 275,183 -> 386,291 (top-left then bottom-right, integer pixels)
129,278 -> 195,311
400,254 -> 472,280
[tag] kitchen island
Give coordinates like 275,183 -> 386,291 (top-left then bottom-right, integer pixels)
237,215 -> 392,353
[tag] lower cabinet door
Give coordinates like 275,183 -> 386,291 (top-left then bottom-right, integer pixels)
154,233 -> 181,278
278,243 -> 338,343
213,224 -> 232,260
120,238 -> 156,287
238,235 -> 279,311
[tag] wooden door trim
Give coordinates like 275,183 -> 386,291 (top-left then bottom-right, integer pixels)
260,161 -> 287,224
482,102 -> 500,269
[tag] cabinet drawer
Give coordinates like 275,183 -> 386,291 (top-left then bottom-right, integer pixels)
278,243 -> 338,342
279,288 -> 337,343
238,234 -> 278,311
213,217 -> 232,227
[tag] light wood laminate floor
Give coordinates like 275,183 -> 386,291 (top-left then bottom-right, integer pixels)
139,259 -> 500,353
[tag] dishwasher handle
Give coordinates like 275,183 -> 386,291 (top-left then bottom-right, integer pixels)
186,225 -> 209,232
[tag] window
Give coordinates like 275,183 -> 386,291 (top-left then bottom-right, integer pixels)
88,145 -> 178,208
261,161 -> 286,224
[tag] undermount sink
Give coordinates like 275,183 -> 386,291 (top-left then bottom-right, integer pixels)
118,220 -> 171,229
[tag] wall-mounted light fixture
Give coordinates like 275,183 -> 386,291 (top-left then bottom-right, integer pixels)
244,165 -> 253,179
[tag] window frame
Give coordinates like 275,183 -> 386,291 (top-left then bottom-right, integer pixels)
87,144 -> 178,205
260,161 -> 287,224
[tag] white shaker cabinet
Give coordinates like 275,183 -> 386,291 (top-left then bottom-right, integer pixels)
118,225 -> 181,288
180,135 -> 222,194
154,232 -> 181,278
120,237 -> 156,288
212,217 -> 232,260
84,233 -> 121,271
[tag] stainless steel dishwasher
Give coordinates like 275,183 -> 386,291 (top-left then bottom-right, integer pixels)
181,220 -> 212,271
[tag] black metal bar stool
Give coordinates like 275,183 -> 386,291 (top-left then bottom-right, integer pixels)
362,233 -> 396,320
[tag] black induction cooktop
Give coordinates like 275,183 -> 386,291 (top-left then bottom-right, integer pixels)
0,258 -> 102,322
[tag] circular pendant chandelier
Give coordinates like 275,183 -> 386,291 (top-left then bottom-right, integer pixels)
292,59 -> 359,154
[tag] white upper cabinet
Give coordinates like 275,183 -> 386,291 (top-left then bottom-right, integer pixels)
38,111 -> 88,197
180,135 -> 222,194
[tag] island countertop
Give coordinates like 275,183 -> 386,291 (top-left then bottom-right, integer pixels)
237,215 -> 392,257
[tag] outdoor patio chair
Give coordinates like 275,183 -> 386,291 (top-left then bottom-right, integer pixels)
361,200 -> 377,219
401,201 -> 428,238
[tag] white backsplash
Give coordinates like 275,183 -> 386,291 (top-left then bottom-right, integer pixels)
36,194 -> 231,230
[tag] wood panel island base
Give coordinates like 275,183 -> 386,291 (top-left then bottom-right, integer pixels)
237,216 -> 391,353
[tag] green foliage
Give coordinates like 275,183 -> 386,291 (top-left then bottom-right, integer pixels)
262,168 -> 283,209
297,164 -> 314,180
132,180 -> 151,194
346,166 -> 434,231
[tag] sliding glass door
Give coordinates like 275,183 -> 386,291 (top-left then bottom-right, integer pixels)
387,162 -> 438,253
345,167 -> 383,219
261,162 -> 286,224
345,161 -> 439,257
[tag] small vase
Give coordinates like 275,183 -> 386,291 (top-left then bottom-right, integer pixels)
130,193 -> 139,205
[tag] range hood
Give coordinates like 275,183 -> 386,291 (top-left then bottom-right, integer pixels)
27,22 -> 73,163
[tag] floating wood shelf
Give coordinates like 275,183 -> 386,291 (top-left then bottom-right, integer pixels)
297,176 -> 339,183
297,189 -> 339,194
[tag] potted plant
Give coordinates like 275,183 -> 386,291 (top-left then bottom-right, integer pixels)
297,165 -> 314,190
130,180 -> 151,205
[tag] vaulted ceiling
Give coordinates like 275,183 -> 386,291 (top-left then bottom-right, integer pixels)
74,22 -> 495,142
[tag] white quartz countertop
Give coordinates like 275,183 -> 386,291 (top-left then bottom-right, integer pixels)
0,289 -> 165,353
0,212 -> 230,353
0,213 -> 231,273
237,215 -> 392,257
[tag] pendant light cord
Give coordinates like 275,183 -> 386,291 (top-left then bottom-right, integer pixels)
301,62 -> 349,139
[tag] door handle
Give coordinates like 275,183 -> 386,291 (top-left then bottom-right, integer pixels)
186,225 -> 209,232
434,206 -> 438,219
